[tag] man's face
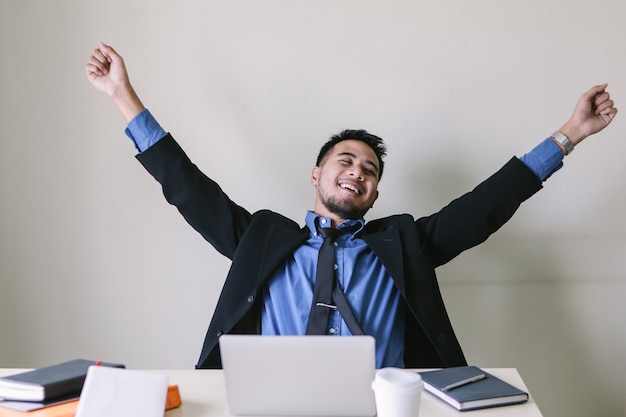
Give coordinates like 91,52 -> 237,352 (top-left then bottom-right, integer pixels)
311,140 -> 380,224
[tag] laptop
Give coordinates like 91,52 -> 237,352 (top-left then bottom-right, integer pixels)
219,335 -> 377,416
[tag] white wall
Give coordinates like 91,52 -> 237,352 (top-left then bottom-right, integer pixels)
1,1 -> 625,416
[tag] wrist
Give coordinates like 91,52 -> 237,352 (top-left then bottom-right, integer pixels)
557,121 -> 586,146
112,84 -> 145,123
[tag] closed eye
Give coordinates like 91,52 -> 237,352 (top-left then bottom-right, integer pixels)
336,152 -> 379,177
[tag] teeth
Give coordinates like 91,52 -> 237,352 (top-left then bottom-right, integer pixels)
341,183 -> 360,194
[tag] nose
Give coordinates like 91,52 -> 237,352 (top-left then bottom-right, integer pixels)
347,166 -> 363,181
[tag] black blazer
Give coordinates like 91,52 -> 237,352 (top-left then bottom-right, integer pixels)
137,134 -> 543,369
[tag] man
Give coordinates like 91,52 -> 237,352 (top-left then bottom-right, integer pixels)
85,42 -> 617,369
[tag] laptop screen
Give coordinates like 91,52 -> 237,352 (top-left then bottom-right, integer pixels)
219,335 -> 377,416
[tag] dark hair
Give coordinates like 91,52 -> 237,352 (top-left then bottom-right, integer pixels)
316,129 -> 387,180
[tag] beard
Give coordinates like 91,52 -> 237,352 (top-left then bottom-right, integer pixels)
321,194 -> 369,220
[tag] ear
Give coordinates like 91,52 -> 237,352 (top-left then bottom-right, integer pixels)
311,166 -> 320,186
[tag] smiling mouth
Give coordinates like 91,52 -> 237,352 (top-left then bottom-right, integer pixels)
339,183 -> 360,194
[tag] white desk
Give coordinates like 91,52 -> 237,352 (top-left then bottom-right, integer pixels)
0,368 -> 542,417
160,368 -> 542,417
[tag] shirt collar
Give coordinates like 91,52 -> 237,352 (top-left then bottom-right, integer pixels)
305,211 -> 365,239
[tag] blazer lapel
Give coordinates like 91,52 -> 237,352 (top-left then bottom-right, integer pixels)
253,224 -> 407,295
251,221 -> 407,296
256,224 -> 310,287
362,229 -> 405,294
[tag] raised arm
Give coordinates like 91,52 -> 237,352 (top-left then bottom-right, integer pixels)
85,42 -> 145,123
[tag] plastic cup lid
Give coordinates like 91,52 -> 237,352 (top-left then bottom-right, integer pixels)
371,367 -> 423,392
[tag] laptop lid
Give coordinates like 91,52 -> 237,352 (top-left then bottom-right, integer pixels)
219,335 -> 377,417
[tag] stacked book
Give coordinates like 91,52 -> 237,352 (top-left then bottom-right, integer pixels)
0,359 -> 124,412
0,359 -> 181,416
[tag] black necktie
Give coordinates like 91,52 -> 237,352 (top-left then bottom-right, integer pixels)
305,224 -> 364,336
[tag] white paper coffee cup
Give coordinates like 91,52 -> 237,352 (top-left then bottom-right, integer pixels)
371,368 -> 423,417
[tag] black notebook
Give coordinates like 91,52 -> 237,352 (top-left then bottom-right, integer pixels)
0,359 -> 125,402
418,366 -> 529,411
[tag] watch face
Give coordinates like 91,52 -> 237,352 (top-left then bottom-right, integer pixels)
552,131 -> 574,154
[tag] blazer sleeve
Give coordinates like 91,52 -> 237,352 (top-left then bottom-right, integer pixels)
416,157 -> 543,267
135,134 -> 252,259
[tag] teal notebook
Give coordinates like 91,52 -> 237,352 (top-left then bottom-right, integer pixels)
419,366 -> 529,411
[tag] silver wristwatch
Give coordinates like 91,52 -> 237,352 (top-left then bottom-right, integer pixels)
551,131 -> 574,155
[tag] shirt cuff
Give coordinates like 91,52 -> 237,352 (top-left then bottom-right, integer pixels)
519,138 -> 564,181
124,108 -> 167,153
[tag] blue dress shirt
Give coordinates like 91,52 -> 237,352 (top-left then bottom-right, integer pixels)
261,212 -> 405,368
125,109 -> 565,368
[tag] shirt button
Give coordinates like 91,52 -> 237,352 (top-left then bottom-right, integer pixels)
329,328 -> 337,334
333,264 -> 338,270
333,242 -> 338,247
247,295 -> 255,303
321,218 -> 328,225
